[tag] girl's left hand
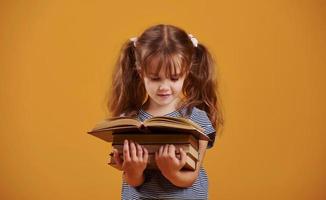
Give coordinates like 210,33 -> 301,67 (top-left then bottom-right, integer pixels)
155,144 -> 187,176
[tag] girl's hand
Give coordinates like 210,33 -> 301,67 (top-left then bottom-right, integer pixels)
155,144 -> 187,177
112,139 -> 149,178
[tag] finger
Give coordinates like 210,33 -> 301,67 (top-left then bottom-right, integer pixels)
163,144 -> 169,156
123,139 -> 130,162
129,140 -> 137,160
113,149 -> 123,169
108,152 -> 113,164
143,147 -> 149,163
179,147 -> 187,167
136,143 -> 143,159
158,145 -> 164,156
168,144 -> 176,158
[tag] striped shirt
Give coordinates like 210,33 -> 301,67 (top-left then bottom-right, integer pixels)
121,107 -> 216,200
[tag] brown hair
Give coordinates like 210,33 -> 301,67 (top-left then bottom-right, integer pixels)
107,24 -> 224,134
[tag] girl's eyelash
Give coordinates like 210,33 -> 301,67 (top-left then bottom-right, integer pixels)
150,77 -> 179,81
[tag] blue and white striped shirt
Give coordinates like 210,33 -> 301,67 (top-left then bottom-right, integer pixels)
121,107 -> 216,200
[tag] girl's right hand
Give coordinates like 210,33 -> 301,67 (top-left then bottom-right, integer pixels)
112,139 -> 149,178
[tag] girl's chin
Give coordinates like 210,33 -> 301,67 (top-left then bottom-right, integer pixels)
153,96 -> 175,105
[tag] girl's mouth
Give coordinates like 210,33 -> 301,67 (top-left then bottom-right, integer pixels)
157,94 -> 171,97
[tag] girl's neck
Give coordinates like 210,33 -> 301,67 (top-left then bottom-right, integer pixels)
143,97 -> 183,116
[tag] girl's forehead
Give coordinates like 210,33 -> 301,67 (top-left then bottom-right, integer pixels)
146,65 -> 182,76
143,67 -> 185,79
142,55 -> 187,77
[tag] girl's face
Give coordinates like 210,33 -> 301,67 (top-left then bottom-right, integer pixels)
142,67 -> 186,110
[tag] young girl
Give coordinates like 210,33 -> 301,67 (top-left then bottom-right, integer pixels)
107,24 -> 223,200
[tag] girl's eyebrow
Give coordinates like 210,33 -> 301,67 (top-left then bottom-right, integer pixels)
149,74 -> 180,77
147,71 -> 182,77
148,73 -> 159,77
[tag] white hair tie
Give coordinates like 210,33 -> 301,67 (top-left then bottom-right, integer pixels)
188,34 -> 198,47
129,37 -> 137,47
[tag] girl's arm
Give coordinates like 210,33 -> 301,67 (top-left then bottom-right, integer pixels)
155,140 -> 208,188
122,170 -> 145,187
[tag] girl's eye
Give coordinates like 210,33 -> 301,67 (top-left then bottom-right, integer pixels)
149,76 -> 179,81
171,77 -> 179,81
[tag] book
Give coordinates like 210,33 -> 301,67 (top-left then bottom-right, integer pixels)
108,152 -> 197,171
88,116 -> 210,143
112,143 -> 199,161
111,133 -> 199,150
88,116 -> 208,171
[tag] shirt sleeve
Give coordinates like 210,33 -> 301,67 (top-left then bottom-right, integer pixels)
190,108 -> 216,149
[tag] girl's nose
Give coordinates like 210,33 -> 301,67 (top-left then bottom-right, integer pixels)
158,84 -> 169,91
158,81 -> 170,91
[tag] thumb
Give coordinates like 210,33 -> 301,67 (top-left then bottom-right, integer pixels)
179,148 -> 187,168
113,149 -> 123,170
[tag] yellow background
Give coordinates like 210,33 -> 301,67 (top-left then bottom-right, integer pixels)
1,0 -> 325,199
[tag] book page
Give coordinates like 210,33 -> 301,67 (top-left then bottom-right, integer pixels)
91,117 -> 141,131
144,116 -> 204,133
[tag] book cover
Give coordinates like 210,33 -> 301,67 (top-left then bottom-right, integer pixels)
108,152 -> 197,171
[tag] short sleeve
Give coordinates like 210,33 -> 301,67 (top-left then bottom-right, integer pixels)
190,107 -> 216,149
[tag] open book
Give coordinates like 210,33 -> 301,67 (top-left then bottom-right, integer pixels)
88,116 -> 210,142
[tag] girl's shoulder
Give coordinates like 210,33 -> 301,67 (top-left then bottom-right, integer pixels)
188,107 -> 210,122
188,107 -> 216,148
187,107 -> 214,131
190,107 -> 208,116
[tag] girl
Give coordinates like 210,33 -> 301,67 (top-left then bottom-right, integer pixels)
107,24 -> 223,200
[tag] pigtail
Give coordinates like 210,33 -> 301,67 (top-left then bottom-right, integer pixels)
183,44 -> 224,133
108,40 -> 146,117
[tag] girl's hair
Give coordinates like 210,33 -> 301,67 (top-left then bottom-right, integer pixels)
107,24 -> 224,134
